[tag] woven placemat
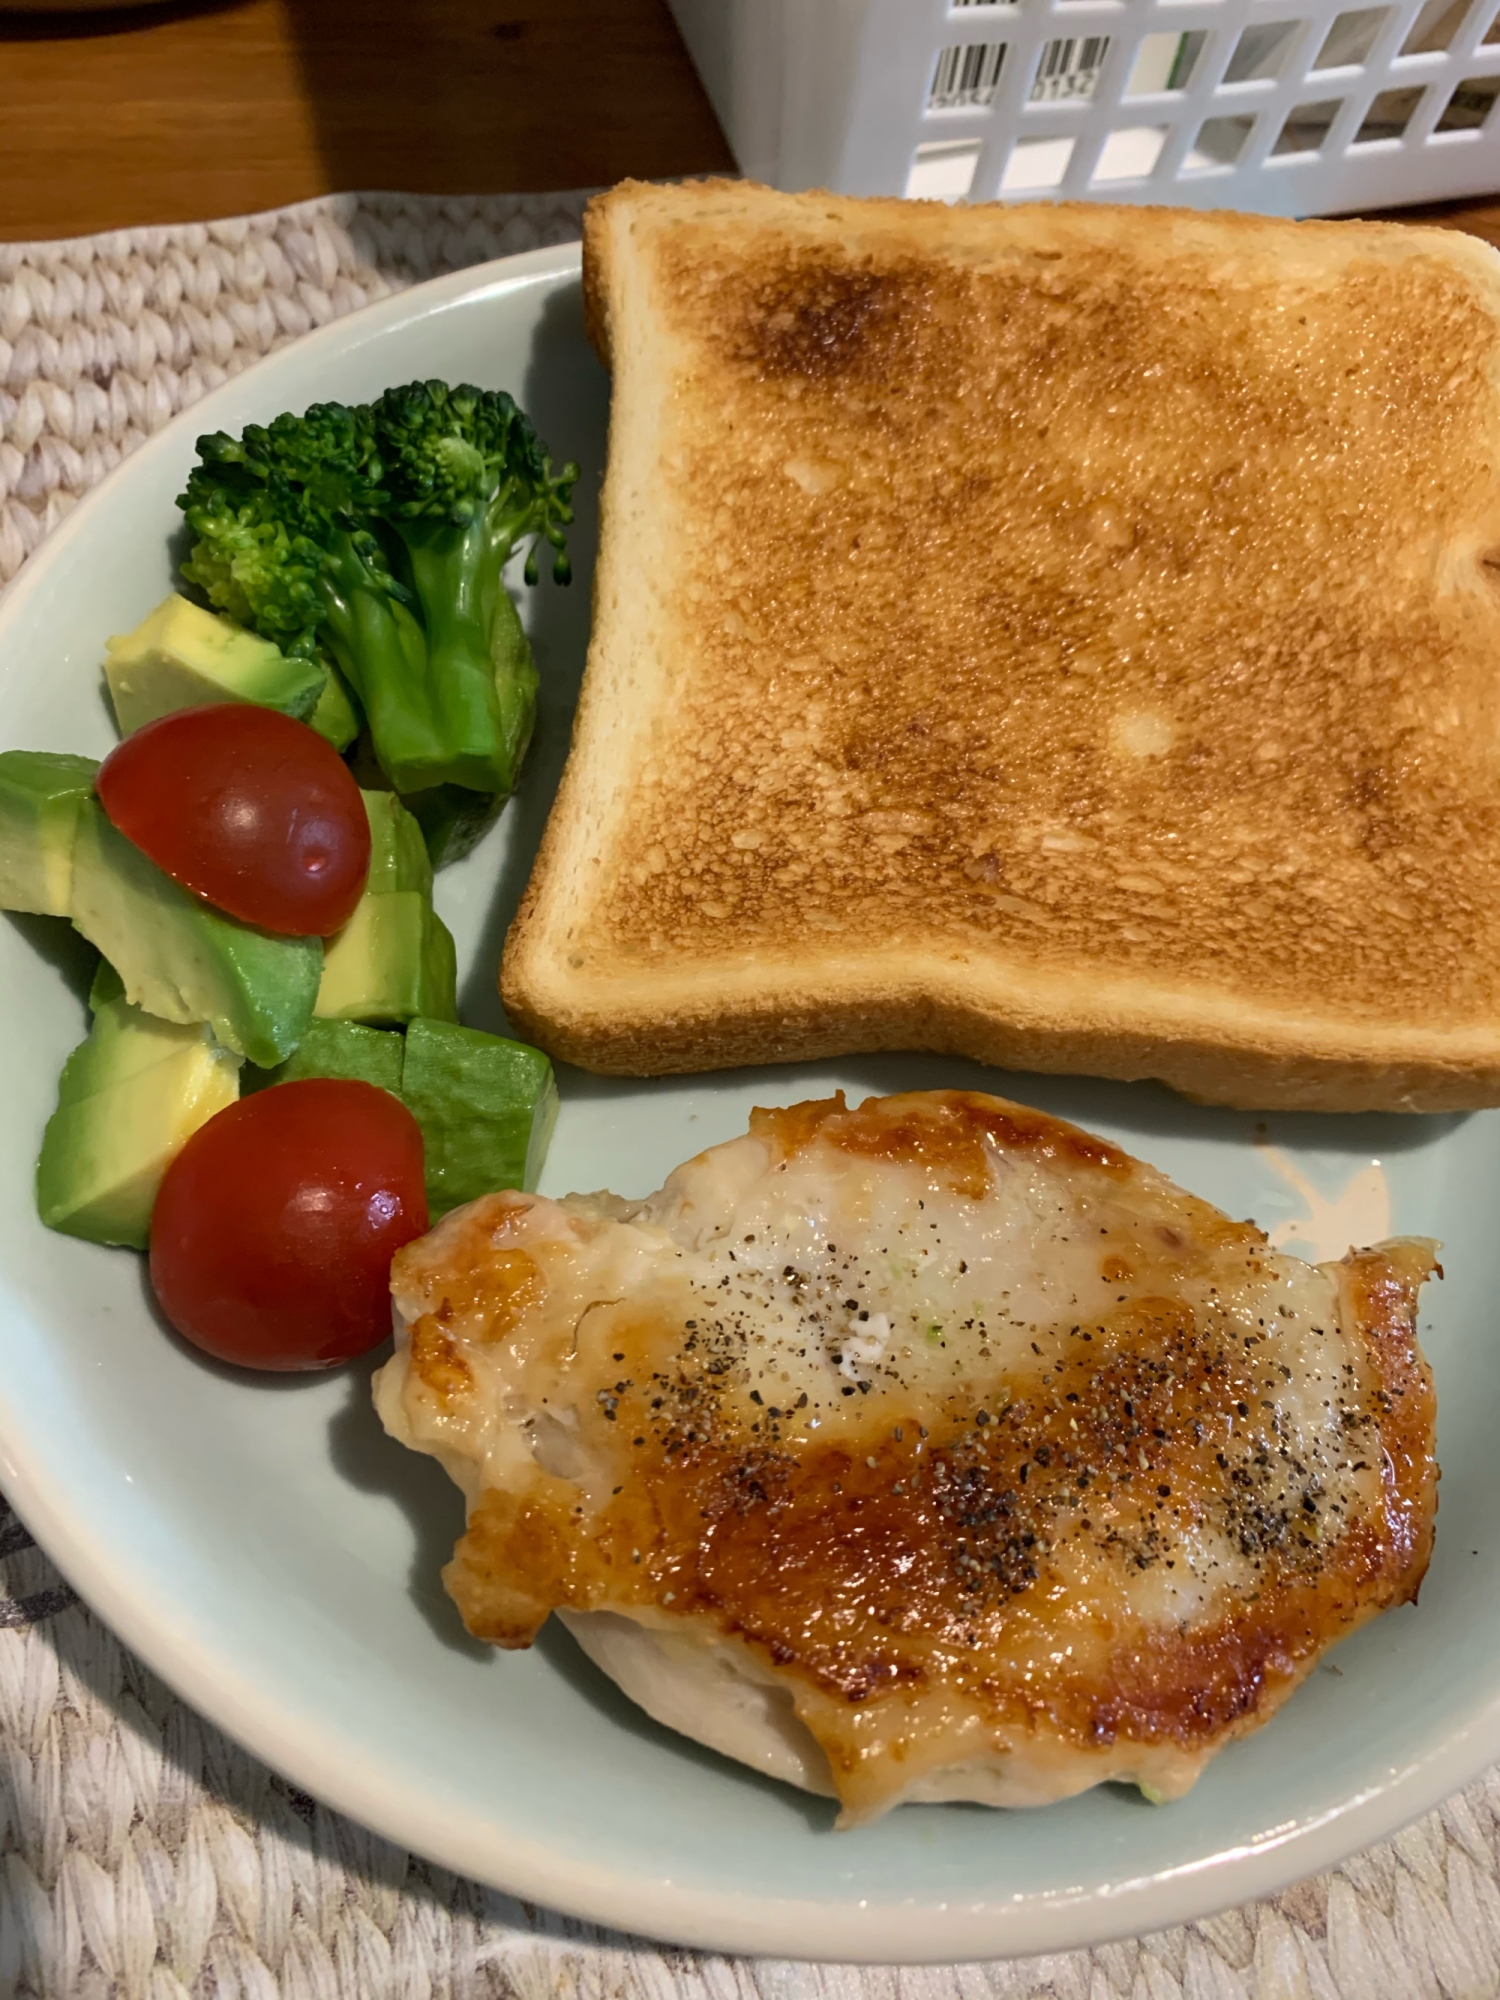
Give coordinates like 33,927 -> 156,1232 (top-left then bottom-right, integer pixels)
4,188 -> 1500,2000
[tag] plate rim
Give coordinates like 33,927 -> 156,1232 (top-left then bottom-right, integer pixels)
0,236 -> 1493,1966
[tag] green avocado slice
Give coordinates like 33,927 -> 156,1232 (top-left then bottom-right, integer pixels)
0,750 -> 99,917
70,799 -> 322,1068
305,663 -> 362,752
36,996 -> 241,1248
246,1017 -> 405,1096
88,957 -> 126,1012
401,1017 -> 556,1217
104,593 -> 325,734
363,789 -> 434,896
312,789 -> 454,1026
314,893 -> 457,1026
246,1012 -> 557,1219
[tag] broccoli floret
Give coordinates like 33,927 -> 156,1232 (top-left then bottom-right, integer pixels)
363,381 -> 576,794
178,404 -> 410,768
177,478 -> 327,657
179,403 -> 387,654
176,383 -> 576,799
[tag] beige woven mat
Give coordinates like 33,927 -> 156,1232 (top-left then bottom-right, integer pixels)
3,187 -> 1500,2000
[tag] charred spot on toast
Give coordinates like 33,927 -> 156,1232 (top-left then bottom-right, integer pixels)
714,251 -> 921,384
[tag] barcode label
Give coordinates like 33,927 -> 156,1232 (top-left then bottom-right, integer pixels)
929,41 -> 1008,111
1031,36 -> 1110,104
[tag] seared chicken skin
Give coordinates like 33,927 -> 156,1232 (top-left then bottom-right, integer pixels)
376,1090 -> 1438,1824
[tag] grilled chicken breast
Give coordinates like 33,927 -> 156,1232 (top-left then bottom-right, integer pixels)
376,1090 -> 1438,1825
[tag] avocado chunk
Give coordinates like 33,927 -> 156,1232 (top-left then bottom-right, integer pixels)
313,791 -> 454,1025
247,1017 -> 404,1096
36,996 -> 241,1248
0,750 -> 99,916
402,1017 -> 556,1216
89,957 -> 126,1011
306,662 -> 362,752
364,790 -> 433,896
70,799 -> 322,1067
104,594 -> 325,735
491,585 -> 540,789
315,892 -> 457,1026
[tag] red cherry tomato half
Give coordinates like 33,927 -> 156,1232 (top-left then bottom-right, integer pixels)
97,704 -> 370,936
149,1079 -> 428,1371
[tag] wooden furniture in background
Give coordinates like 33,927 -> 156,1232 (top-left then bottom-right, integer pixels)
1,0 -> 1499,247
0,0 -> 735,242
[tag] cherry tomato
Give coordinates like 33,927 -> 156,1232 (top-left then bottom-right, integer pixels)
149,1080 -> 428,1371
97,705 -> 370,936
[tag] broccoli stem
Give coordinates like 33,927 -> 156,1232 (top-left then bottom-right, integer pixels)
402,783 -> 507,868
392,514 -> 539,797
403,519 -> 512,793
306,526 -> 465,794
398,593 -> 534,868
317,587 -> 441,793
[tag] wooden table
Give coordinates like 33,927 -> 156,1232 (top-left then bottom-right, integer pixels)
5,0 -> 1500,247
0,0 -> 735,243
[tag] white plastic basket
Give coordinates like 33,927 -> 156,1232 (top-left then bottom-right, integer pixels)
667,0 -> 1500,216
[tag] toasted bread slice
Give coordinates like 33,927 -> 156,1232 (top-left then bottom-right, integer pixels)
503,179 -> 1500,1111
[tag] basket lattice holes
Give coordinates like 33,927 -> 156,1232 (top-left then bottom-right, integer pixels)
901,0 -> 1500,216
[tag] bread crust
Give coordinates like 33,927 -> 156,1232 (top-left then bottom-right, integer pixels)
505,180 -> 1500,1111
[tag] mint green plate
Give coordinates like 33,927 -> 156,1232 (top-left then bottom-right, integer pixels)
0,244 -> 1494,1963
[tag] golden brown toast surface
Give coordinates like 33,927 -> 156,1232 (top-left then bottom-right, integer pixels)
503,181 -> 1500,1109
